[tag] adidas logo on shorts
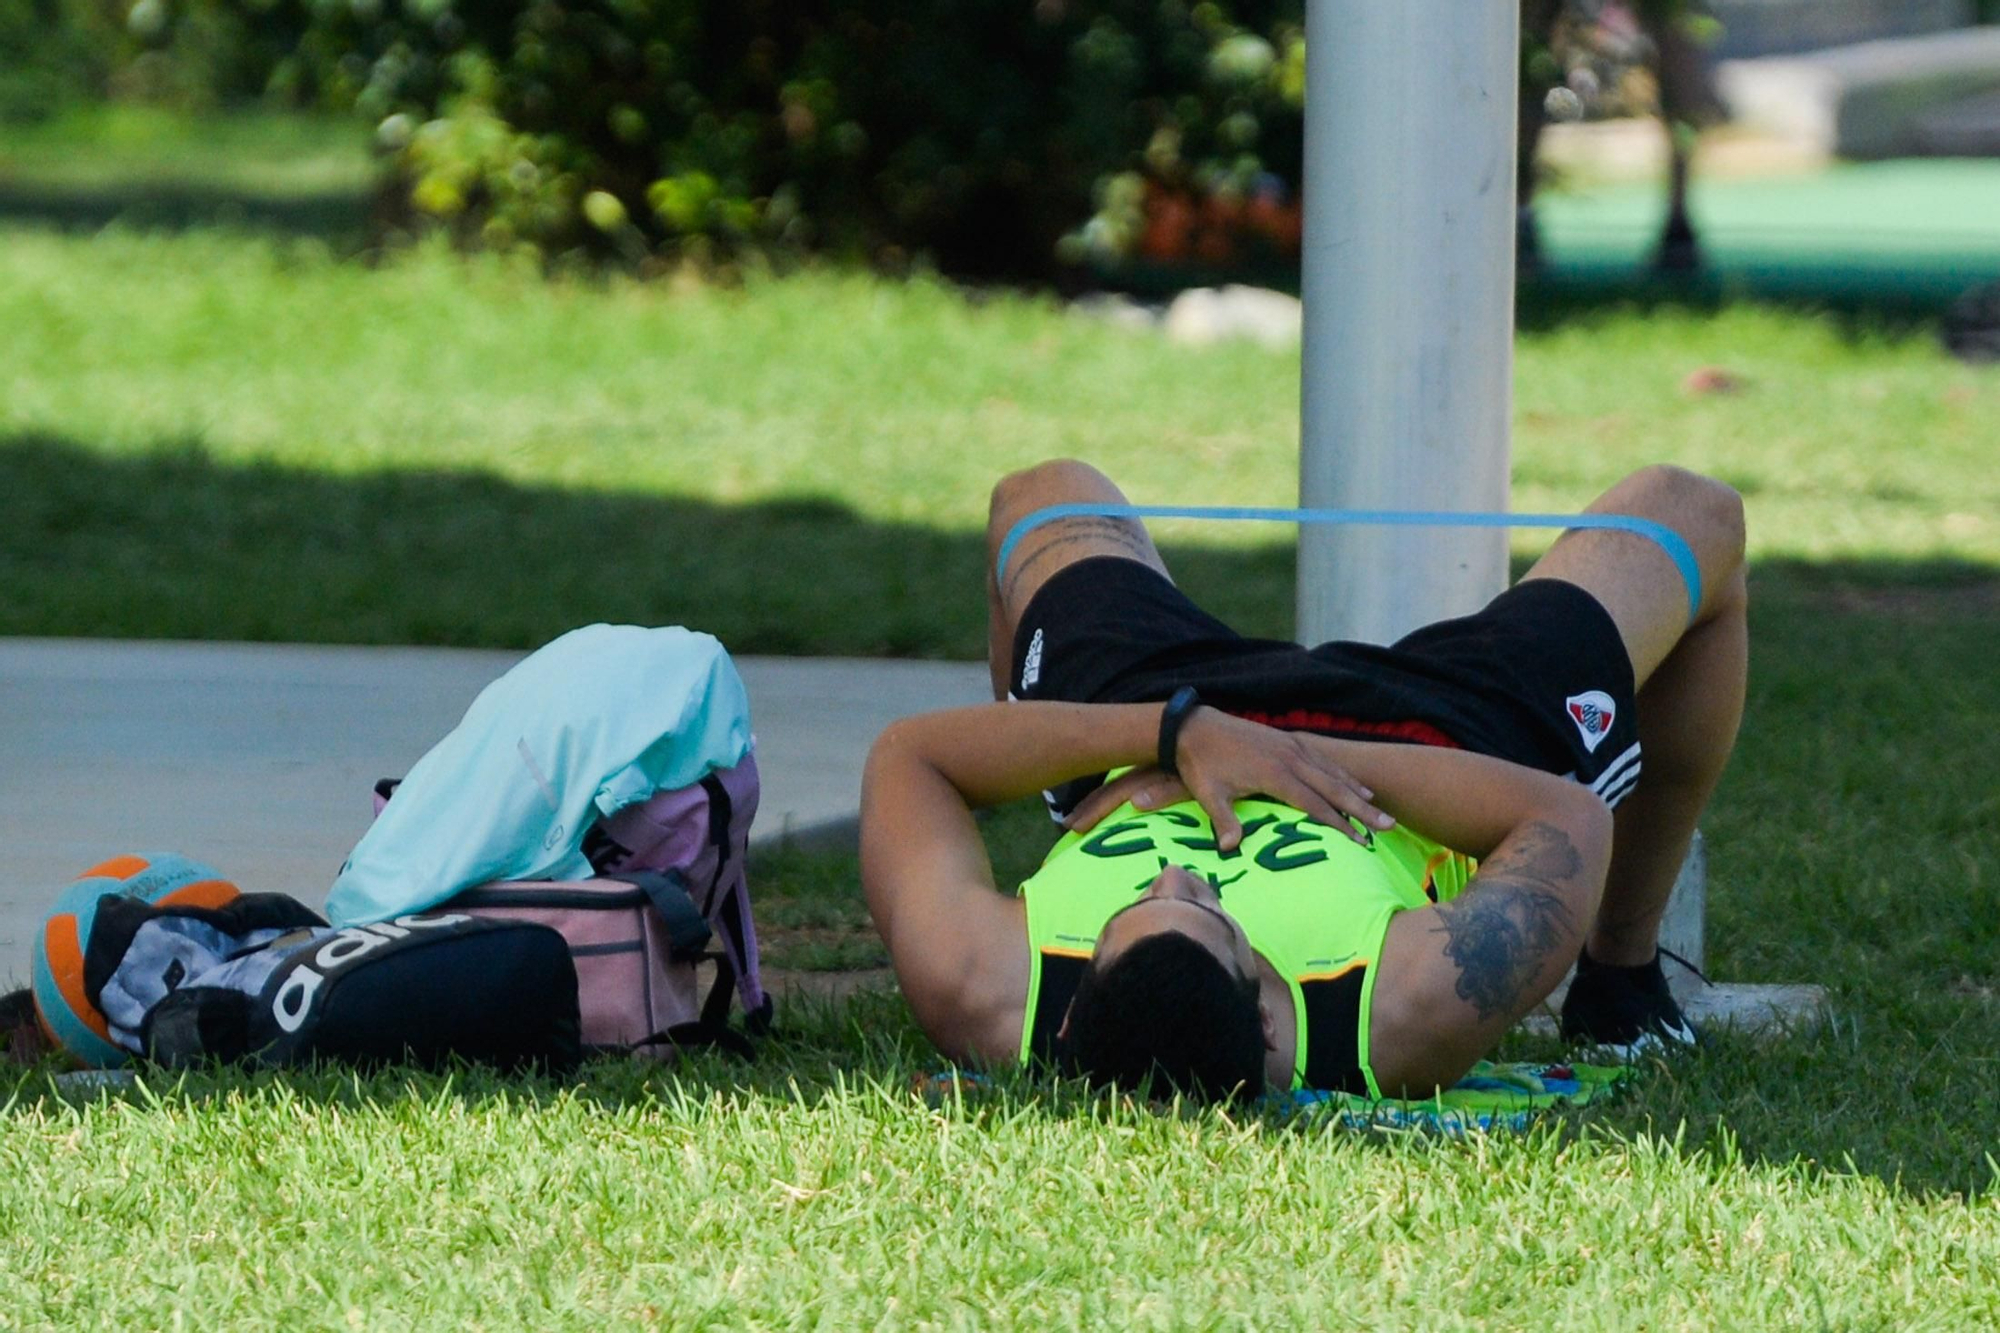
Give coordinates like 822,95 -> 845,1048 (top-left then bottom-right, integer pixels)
1021,628 -> 1044,690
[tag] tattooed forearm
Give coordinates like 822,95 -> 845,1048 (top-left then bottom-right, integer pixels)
1426,820 -> 1584,1021
1001,517 -> 1156,602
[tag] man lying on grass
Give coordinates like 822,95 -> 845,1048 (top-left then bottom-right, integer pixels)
861,459 -> 1746,1102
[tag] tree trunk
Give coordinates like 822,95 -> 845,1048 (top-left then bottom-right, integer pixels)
1643,4 -> 1722,274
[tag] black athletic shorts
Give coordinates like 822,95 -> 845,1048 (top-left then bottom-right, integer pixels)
1009,555 -> 1642,815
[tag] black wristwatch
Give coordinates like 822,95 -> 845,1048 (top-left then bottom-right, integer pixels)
1157,685 -> 1204,777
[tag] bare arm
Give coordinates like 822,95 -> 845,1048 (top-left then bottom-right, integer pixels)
1309,739 -> 1614,1095
1074,728 -> 1589,862
860,702 -> 1167,1064
1291,735 -> 1605,861
859,701 -> 1387,1061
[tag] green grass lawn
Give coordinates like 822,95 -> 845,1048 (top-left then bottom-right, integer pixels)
1,227 -> 1994,653
4,111 -> 2000,1327
10,1038 -> 1999,1328
1,110 -> 1993,653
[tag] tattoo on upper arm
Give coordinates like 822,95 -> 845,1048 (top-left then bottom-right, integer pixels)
1426,820 -> 1583,1022
1001,517 -> 1157,603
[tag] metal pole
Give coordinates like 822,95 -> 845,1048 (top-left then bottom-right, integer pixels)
1297,0 -> 1521,646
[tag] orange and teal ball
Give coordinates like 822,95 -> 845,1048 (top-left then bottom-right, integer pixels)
30,853 -> 239,1067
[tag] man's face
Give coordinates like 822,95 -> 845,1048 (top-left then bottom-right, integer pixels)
1091,863 -> 1258,986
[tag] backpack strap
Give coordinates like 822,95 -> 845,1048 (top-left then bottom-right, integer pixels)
714,882 -> 773,1034
602,862 -> 763,1056
697,772 -> 732,915
614,947 -> 755,1061
699,769 -> 772,1029
604,870 -> 712,961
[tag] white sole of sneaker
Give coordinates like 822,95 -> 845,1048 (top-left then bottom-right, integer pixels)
1574,1018 -> 1699,1063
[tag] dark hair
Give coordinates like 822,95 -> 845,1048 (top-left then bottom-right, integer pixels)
1054,932 -> 1266,1103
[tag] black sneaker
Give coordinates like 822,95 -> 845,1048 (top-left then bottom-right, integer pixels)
1558,950 -> 1700,1061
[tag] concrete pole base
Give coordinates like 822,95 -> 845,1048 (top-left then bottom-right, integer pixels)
1525,980 -> 1830,1043
1657,829 -> 1708,971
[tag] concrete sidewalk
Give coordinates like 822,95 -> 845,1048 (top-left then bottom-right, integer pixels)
0,638 -> 990,976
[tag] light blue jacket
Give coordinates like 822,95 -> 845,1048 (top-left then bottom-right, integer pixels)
327,624 -> 752,925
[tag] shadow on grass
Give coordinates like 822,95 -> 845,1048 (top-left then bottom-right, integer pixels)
6,431 -> 1992,657
0,182 -> 374,244
0,431 -> 1300,656
1094,255 -> 1980,333
1514,275 -> 1958,341
0,989 -> 1184,1145
0,985 -> 1590,1147
0,987 -> 935,1117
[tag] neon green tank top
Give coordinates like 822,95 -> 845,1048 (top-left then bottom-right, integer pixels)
1018,795 -> 1475,1097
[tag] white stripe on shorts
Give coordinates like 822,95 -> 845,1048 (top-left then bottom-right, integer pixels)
1597,768 -> 1643,809
1590,743 -> 1641,794
1590,742 -> 1643,808
1584,740 -> 1648,804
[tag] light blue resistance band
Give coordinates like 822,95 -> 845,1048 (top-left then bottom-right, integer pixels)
997,503 -> 1704,626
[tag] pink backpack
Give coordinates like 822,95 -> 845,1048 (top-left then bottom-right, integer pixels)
372,754 -> 769,1060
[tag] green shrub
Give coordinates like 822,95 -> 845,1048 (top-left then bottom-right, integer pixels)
0,0 -> 125,123
266,0 -> 1306,278
26,2 -> 1728,280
